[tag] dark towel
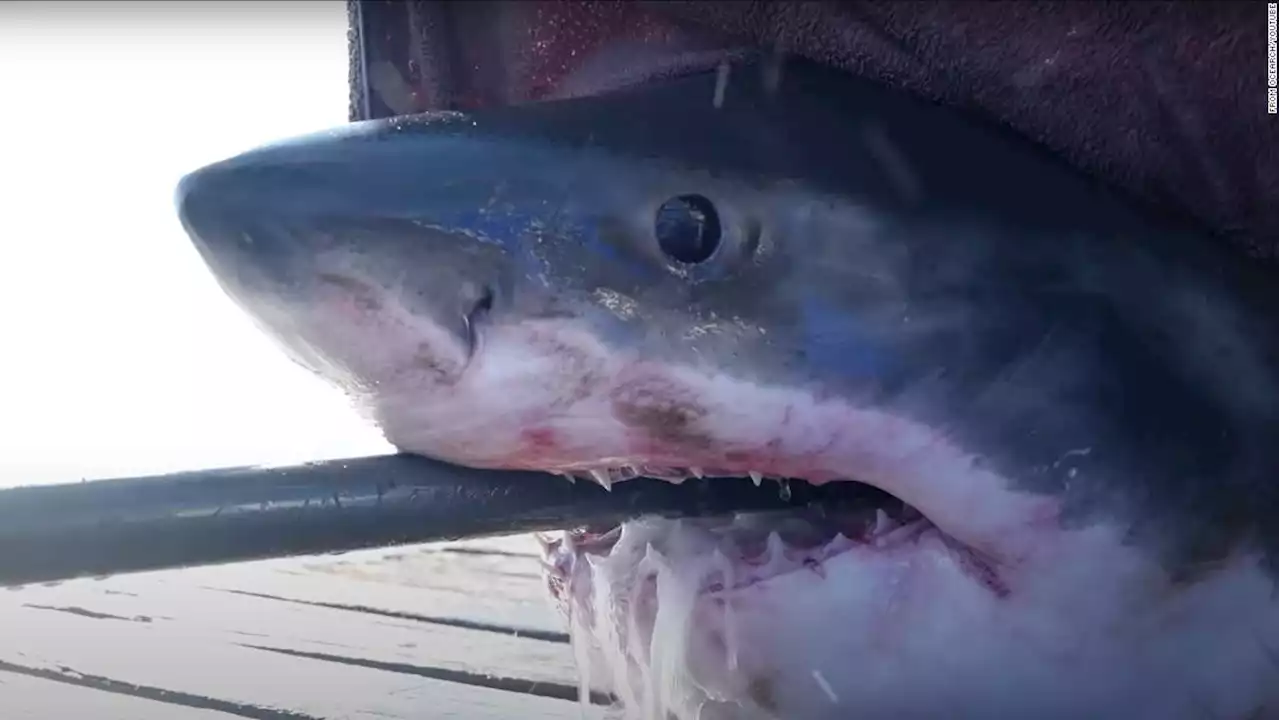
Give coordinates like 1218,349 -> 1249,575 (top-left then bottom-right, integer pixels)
353,1 -> 1277,262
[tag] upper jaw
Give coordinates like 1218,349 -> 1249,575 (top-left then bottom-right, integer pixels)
372,370 -> 1061,577
353,311 -> 1072,567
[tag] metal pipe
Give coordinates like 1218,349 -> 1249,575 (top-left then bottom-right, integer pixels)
0,454 -> 858,587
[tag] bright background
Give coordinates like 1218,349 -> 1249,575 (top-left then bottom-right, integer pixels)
0,1 -> 393,487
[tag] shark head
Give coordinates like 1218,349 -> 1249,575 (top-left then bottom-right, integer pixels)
175,58 -> 1277,719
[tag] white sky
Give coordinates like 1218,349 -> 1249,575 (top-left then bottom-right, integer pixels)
0,1 -> 393,487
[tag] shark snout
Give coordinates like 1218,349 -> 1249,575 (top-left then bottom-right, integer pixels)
175,156 -> 319,291
174,123 -> 539,327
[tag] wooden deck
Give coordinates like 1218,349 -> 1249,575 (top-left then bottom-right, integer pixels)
0,534 -> 610,719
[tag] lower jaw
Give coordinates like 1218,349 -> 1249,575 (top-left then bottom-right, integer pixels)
542,510 -> 975,720
525,463 -> 1060,718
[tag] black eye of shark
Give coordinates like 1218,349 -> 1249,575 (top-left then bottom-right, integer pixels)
655,194 -> 722,265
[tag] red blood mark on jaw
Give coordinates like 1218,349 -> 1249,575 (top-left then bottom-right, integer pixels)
522,427 -> 559,452
511,426 -> 574,468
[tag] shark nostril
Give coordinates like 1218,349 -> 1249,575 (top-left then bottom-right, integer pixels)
474,284 -> 495,315
462,284 -> 495,356
655,194 -> 721,265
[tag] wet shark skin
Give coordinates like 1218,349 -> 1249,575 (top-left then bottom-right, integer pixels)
180,59 -> 1276,577
177,58 -> 1278,719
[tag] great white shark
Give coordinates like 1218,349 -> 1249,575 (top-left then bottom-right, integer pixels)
175,57 -> 1277,719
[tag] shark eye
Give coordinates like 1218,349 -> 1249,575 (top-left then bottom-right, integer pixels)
655,194 -> 721,265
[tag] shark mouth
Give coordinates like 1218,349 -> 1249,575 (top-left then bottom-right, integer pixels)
542,475 -> 946,593
538,469 -> 1006,607
529,467 -> 1013,718
311,281 -> 1046,717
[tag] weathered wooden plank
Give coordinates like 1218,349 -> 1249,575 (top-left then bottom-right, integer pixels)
0,668 -> 239,720
194,535 -> 562,634
0,535 -> 607,719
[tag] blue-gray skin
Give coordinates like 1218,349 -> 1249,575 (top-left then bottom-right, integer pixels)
176,59 -> 1276,719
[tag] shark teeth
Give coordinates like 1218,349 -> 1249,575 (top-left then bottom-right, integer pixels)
872,508 -> 893,535
588,469 -> 613,491
872,517 -> 932,548
765,531 -> 787,564
553,466 -> 789,488
542,501 -> 940,605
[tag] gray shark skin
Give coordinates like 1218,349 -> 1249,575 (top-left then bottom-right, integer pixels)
175,58 -> 1276,720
